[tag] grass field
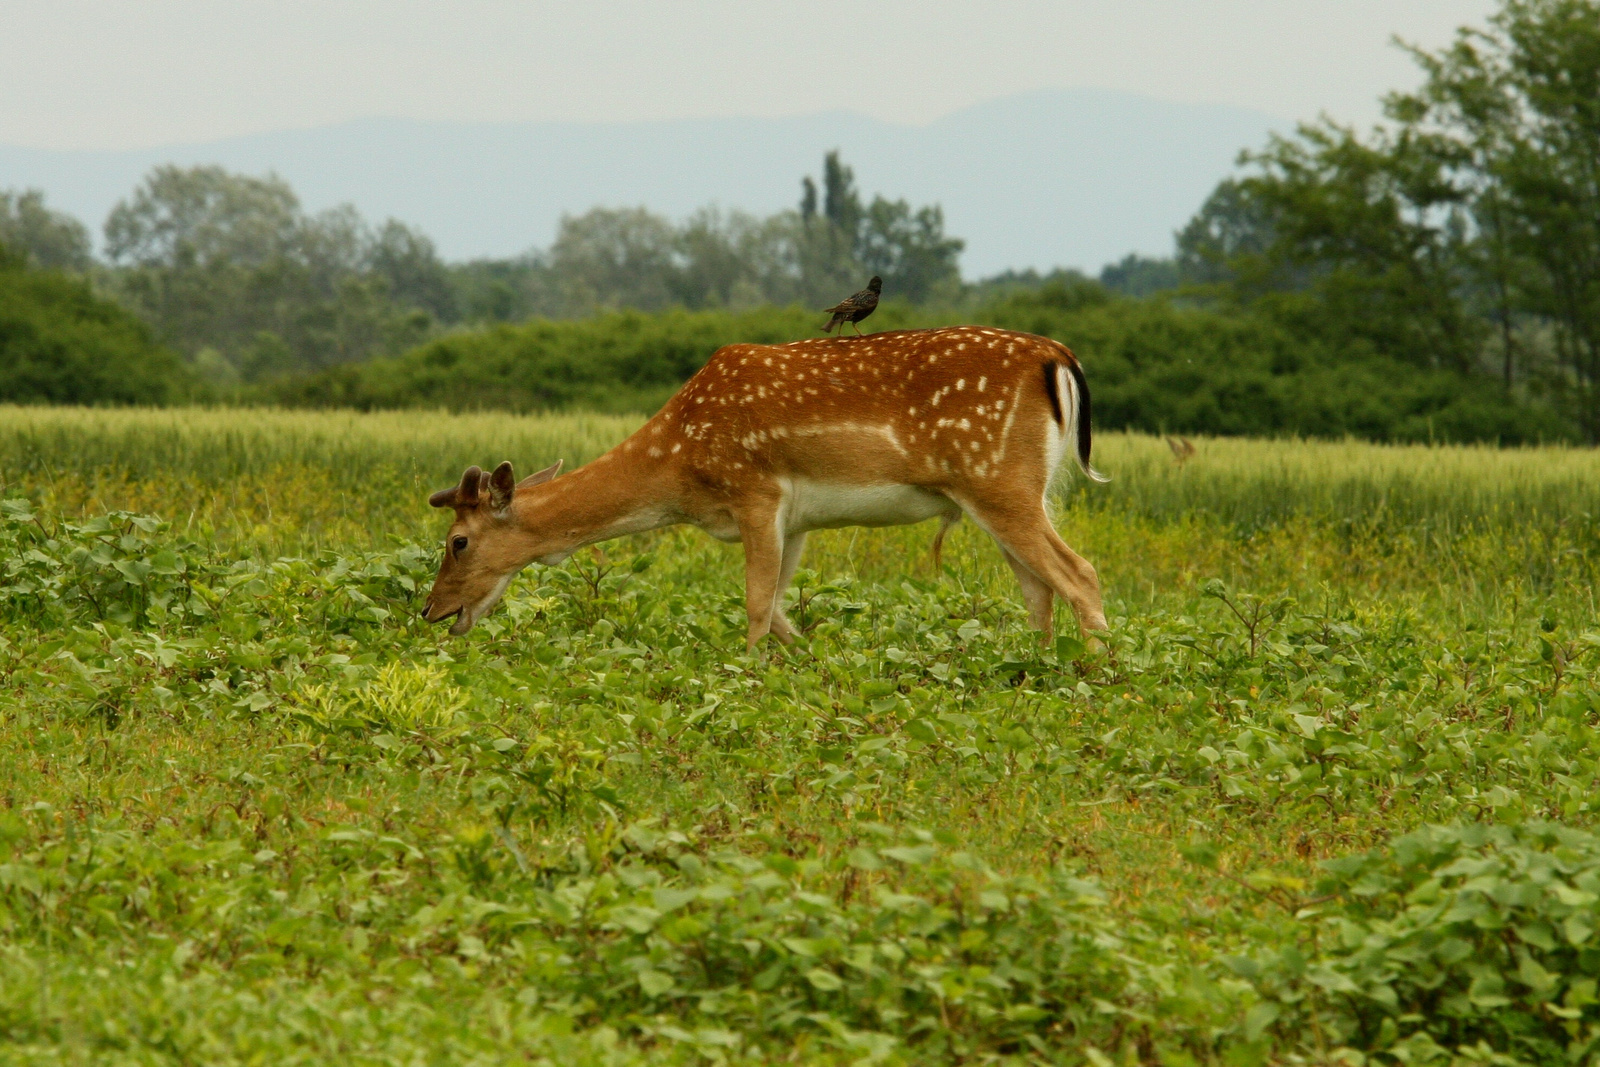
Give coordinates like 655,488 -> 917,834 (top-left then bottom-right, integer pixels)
2,405 -> 1600,1065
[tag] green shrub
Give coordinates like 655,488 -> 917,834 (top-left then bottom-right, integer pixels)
263,305 -> 857,414
1247,822 -> 1600,1064
0,246 -> 192,405
262,294 -> 1568,443
979,294 -> 1573,444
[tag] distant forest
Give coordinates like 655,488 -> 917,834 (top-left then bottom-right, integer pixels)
1,0 -> 1596,442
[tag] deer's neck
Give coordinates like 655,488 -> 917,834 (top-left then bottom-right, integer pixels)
513,451 -> 678,563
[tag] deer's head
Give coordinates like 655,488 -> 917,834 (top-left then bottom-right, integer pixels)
422,459 -> 561,634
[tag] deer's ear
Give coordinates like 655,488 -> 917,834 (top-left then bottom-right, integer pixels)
489,461 -> 516,512
429,465 -> 483,509
516,459 -> 562,489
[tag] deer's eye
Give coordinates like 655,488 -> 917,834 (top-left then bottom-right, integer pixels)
451,536 -> 469,554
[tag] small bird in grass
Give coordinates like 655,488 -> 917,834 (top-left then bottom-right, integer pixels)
821,276 -> 882,335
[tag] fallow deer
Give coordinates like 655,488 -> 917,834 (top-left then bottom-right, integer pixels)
423,326 -> 1109,649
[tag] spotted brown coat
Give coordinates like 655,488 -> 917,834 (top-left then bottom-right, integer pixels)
423,326 -> 1108,648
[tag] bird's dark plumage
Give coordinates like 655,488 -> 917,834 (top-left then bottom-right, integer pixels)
821,276 -> 882,335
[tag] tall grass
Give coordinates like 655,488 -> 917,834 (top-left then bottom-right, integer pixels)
0,406 -> 639,550
0,407 -> 1596,608
6,406 -> 1593,547
1080,432 -> 1600,533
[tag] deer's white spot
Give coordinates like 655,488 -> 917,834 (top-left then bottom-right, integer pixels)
978,377 -> 987,392
956,379 -> 966,391
648,446 -> 663,458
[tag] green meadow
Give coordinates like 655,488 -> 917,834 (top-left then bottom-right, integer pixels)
2,404 -> 1599,1065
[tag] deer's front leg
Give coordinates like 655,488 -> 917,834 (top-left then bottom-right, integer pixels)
737,504 -> 785,650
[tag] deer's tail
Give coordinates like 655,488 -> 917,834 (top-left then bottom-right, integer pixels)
1043,354 -> 1109,484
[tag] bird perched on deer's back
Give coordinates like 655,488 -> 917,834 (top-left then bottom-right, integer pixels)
821,276 -> 881,335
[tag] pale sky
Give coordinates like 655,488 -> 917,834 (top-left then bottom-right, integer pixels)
2,0 -> 1498,151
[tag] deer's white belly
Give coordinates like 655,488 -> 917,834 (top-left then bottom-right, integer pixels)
782,478 -> 958,534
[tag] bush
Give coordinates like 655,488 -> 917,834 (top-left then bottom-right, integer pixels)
261,287 -> 1569,443
1246,822 -> 1600,1065
263,305 -> 850,414
0,246 -> 192,405
980,293 -> 1573,444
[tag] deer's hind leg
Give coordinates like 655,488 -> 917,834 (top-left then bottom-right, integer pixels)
1000,546 -> 1055,633
955,494 -> 1106,640
736,499 -> 787,650
930,512 -> 961,571
769,531 -> 808,642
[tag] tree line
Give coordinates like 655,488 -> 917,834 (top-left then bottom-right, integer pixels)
1,152 -> 964,388
1168,0 -> 1600,437
1,0 -> 1594,441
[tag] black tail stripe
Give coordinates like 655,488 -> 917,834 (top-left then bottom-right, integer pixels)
1067,359 -> 1093,467
1042,361 -> 1064,427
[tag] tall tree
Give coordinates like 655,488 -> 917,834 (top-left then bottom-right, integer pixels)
821,151 -> 861,238
369,219 -> 456,321
857,198 -> 963,304
547,207 -> 679,313
1392,0 -> 1600,432
1180,0 -> 1600,433
103,166 -> 435,380
0,189 -> 92,272
105,165 -> 300,269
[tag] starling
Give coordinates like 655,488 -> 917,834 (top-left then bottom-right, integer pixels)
821,276 -> 882,335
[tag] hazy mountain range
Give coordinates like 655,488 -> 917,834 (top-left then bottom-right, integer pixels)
0,89 -> 1283,276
